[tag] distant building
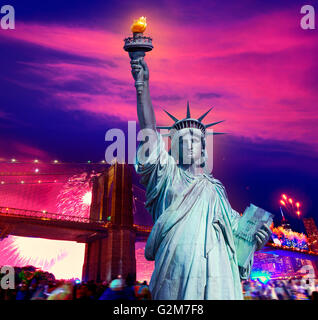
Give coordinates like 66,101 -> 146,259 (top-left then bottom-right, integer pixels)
303,218 -> 318,253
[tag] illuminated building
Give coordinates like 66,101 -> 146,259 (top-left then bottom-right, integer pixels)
303,218 -> 318,253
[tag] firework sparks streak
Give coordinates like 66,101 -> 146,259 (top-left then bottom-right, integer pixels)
56,172 -> 96,219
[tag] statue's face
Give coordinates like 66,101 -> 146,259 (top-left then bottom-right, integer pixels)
174,128 -> 204,166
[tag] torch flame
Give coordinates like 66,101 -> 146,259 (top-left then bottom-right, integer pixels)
131,16 -> 147,33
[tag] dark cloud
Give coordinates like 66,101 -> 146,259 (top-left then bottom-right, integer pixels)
151,94 -> 183,103
0,36 -> 117,68
195,92 -> 223,100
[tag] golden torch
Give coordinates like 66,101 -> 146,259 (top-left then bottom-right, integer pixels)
124,17 -> 153,94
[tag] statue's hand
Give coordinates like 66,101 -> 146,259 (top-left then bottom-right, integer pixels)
255,224 -> 272,251
130,58 -> 149,83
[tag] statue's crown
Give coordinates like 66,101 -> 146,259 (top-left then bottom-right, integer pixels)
156,101 -> 225,137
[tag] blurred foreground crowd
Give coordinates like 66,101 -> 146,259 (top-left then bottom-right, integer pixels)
0,266 -> 151,300
1,266 -> 318,300
242,278 -> 318,300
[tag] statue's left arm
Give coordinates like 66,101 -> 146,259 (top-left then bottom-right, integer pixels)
230,209 -> 254,280
230,208 -> 272,280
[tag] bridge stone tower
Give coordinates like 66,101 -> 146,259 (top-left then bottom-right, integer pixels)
82,162 -> 136,283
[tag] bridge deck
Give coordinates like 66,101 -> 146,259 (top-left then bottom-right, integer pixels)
0,207 -> 152,243
0,207 -> 109,242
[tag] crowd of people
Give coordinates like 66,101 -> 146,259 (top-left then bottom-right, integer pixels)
1,265 -> 318,300
242,278 -> 318,300
0,266 -> 151,300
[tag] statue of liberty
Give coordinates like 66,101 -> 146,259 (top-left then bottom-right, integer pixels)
130,57 -> 271,300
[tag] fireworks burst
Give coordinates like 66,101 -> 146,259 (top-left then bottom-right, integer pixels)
56,172 -> 95,218
280,193 -> 302,217
0,236 -> 68,271
1,235 -> 86,279
82,191 -> 92,206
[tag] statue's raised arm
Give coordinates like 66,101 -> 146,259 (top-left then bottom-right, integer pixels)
130,57 -> 156,132
129,55 -> 174,216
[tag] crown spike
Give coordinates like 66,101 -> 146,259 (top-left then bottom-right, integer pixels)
205,120 -> 225,128
198,107 -> 214,122
186,101 -> 191,118
163,109 -> 179,122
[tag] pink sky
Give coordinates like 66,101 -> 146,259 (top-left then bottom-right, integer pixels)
1,8 -> 317,151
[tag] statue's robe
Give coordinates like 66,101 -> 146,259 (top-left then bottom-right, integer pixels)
135,133 -> 253,300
